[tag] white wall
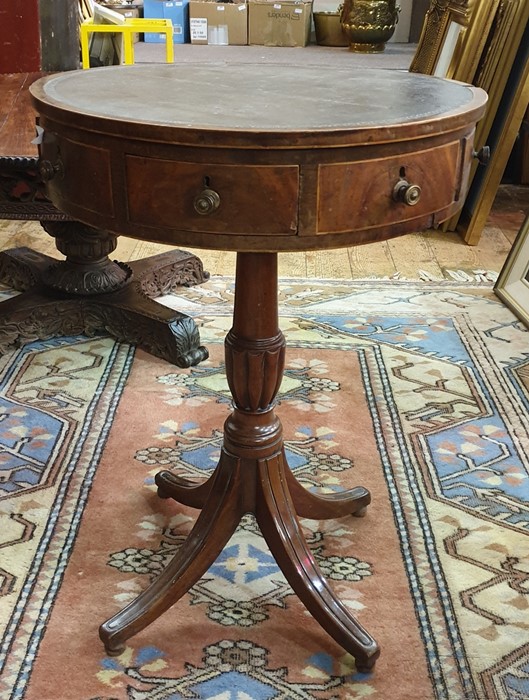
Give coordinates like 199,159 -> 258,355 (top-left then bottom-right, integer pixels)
390,0 -> 413,43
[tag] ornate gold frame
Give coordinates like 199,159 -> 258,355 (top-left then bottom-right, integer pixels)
409,0 -> 472,78
411,0 -> 529,245
410,0 -> 500,82
448,1 -> 529,243
495,213 -> 529,329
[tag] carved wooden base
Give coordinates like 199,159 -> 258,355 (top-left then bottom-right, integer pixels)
0,246 -> 210,367
0,156 -> 69,222
99,252 -> 380,672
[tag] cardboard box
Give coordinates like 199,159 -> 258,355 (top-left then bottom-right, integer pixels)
189,1 -> 248,45
248,0 -> 312,46
143,0 -> 190,43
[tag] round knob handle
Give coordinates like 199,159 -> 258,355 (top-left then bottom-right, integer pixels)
473,146 -> 490,166
38,158 -> 63,181
193,188 -> 220,215
392,179 -> 421,206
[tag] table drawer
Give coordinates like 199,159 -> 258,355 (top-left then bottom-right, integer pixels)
316,140 -> 463,234
126,156 -> 299,235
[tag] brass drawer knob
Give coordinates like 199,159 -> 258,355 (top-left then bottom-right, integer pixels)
194,188 -> 221,215
392,179 -> 421,206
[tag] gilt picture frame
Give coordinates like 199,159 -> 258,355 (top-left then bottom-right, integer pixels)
454,5 -> 529,244
409,0 -> 471,78
494,214 -> 529,329
410,0 -> 501,82
412,0 -> 529,246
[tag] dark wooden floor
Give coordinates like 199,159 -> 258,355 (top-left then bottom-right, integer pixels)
0,72 -> 44,157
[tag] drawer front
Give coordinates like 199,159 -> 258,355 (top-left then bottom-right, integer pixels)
42,136 -> 115,217
126,156 -> 299,235
317,140 -> 462,234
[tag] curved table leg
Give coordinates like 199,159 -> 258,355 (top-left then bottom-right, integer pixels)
155,466 -> 369,518
99,452 -> 242,656
257,452 -> 380,673
285,468 -> 371,520
155,469 -> 214,509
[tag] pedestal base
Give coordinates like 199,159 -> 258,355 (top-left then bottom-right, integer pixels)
0,246 -> 209,367
98,252 -> 380,672
100,448 -> 379,673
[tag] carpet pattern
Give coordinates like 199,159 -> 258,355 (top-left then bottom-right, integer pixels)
0,278 -> 528,700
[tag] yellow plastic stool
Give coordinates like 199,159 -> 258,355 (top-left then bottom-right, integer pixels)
80,18 -> 174,69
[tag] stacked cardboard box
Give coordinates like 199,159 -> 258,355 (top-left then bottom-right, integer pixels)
189,1 -> 248,45
248,0 -> 312,47
145,0 -> 313,47
143,0 -> 190,43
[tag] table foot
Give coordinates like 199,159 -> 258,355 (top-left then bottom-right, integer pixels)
257,452 -> 380,671
155,469 -> 214,508
0,246 -> 209,367
155,466 -> 370,519
100,453 -> 242,656
285,467 -> 371,519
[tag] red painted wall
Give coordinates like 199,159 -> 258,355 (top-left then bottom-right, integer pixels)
0,1 -> 41,73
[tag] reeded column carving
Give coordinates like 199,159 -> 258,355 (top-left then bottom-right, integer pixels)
225,331 -> 285,412
224,252 -> 284,414
222,253 -> 285,458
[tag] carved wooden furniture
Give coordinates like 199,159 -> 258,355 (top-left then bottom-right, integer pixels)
0,72 -> 208,366
30,64 -> 487,672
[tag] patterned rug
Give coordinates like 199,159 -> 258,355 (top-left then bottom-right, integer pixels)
1,277 -> 528,700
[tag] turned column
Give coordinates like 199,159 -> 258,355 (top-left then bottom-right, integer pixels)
223,252 -> 286,464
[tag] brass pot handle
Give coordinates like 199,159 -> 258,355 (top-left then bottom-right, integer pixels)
194,188 -> 221,215
392,179 -> 421,206
38,158 -> 63,181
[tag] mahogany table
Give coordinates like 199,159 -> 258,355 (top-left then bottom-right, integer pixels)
30,64 -> 486,672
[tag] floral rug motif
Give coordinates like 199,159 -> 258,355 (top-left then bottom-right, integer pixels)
0,278 -> 528,700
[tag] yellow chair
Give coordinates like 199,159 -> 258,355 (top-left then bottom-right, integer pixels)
80,17 -> 174,69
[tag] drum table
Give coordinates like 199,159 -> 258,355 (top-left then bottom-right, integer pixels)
30,64 -> 486,672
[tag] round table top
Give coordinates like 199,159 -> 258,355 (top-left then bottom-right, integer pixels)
30,63 -> 488,252
31,64 -> 486,147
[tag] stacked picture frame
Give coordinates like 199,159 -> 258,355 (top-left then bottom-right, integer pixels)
79,0 -> 94,23
409,0 -> 494,81
410,0 -> 529,246
494,213 -> 529,329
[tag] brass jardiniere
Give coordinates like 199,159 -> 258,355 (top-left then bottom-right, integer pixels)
340,0 -> 399,53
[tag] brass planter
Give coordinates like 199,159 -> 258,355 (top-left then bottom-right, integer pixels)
340,0 -> 399,53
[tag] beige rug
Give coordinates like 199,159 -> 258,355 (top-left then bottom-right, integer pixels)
1,277 -> 528,699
